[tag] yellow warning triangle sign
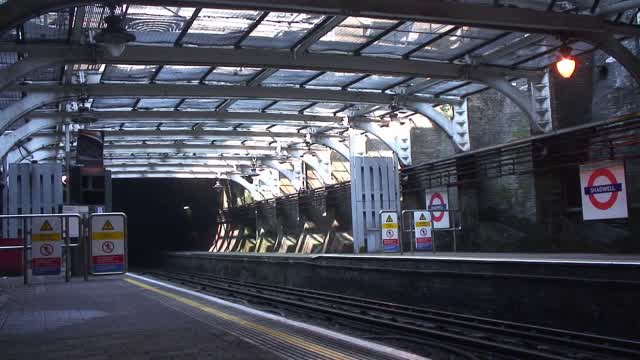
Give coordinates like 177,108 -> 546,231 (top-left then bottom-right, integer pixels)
386,215 -> 393,223
102,220 -> 114,231
40,220 -> 53,232
419,213 -> 427,220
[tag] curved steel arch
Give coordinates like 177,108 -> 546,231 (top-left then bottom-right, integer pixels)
0,116 -> 67,159
4,135 -> 335,193
5,137 -> 63,164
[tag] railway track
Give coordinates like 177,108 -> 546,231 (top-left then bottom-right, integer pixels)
143,270 -> 640,360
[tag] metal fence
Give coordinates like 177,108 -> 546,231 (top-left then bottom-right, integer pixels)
0,212 -> 127,284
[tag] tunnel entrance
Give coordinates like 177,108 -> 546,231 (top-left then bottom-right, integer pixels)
112,178 -> 220,267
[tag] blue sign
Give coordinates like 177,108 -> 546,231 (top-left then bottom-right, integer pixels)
584,183 -> 622,195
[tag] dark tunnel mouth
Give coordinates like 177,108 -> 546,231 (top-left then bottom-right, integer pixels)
113,178 -> 220,267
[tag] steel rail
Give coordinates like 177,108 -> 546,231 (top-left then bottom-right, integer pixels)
148,270 -> 640,359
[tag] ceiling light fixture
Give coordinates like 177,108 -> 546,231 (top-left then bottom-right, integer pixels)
94,4 -> 135,57
555,45 -> 576,79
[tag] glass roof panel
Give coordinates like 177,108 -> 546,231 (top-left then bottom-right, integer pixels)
417,80 -> 468,95
362,22 -> 454,57
155,65 -> 211,82
265,100 -> 314,113
262,69 -> 320,86
92,98 -> 137,111
309,17 -> 398,54
136,99 -> 182,110
384,77 -> 432,94
181,9 -> 262,47
570,41 -> 595,52
102,64 -> 158,83
305,72 -> 366,88
0,91 -> 21,110
179,98 -> 224,110
227,100 -> 275,112
439,82 -> 488,97
469,32 -> 530,58
477,36 -> 564,66
124,6 -> 196,45
304,102 -> 345,115
24,65 -> 61,82
24,11 -> 70,41
242,12 -> 325,49
410,27 -> 505,61
349,75 -> 408,91
516,52 -> 559,69
203,67 -> 262,84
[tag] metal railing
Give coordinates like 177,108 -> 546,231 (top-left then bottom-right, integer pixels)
401,209 -> 463,253
0,213 -> 85,285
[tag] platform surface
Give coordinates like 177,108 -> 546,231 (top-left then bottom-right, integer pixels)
0,274 -> 424,360
175,251 -> 640,265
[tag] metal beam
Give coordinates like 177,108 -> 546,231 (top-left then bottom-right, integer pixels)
293,15 -> 346,55
2,0 -> 638,38
583,33 -> 640,84
105,158 -> 257,165
105,144 -> 277,153
110,172 -> 233,179
28,110 -> 348,125
0,111 -> 354,160
0,44 -> 539,92
101,129 -> 315,140
0,83 -> 454,135
106,164 -> 253,172
104,154 -> 282,162
11,82 -> 451,104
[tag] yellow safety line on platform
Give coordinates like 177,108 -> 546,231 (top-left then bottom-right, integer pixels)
124,278 -> 358,360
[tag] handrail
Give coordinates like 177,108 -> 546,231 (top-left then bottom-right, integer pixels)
0,213 -> 83,284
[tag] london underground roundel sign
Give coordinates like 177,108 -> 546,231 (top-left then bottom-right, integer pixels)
579,161 -> 628,220
426,187 -> 450,229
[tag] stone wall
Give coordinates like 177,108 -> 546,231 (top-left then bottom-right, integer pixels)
405,46 -> 639,252
592,40 -> 640,121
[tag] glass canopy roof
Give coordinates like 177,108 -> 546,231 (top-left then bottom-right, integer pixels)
2,0 -> 631,111
0,0 -> 637,159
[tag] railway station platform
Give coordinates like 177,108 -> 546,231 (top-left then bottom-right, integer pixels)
166,251 -> 640,339
0,274 -> 425,360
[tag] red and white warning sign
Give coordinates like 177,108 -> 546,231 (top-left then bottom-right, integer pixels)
31,217 -> 62,276
91,215 -> 126,274
426,188 -> 450,229
579,161 -> 628,220
380,211 -> 400,252
413,211 -> 433,251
